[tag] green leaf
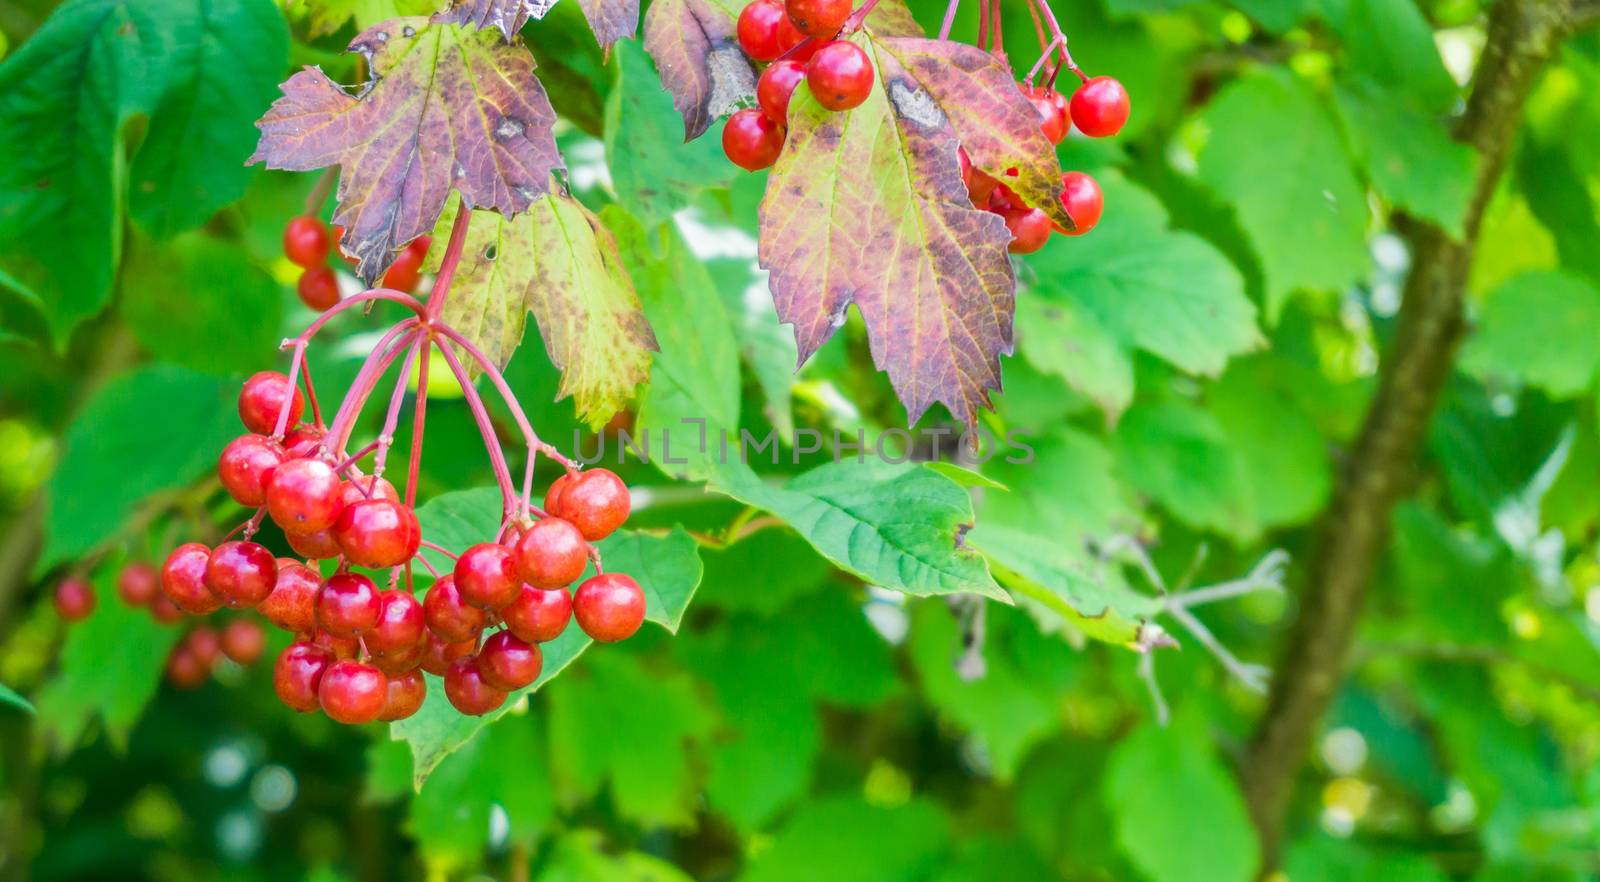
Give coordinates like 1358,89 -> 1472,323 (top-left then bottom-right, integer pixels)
1284,836 -> 1448,882
121,233 -> 282,375
407,718 -> 553,870
429,194 -> 657,428
37,365 -> 239,573
537,831 -> 697,882
980,428 -> 1134,542
251,18 -> 562,284
696,528 -> 834,614
605,42 -> 739,228
1016,296 -> 1135,421
1197,70 -> 1368,320
1029,175 -> 1260,378
640,0 -> 755,140
289,0 -> 437,37
393,487 -> 703,786
1334,80 -> 1476,238
1460,271 -> 1600,398
1337,0 -> 1457,111
33,569 -> 184,749
0,682 -> 34,714
1112,399 -> 1254,537
1207,357 -> 1332,535
737,796 -> 949,882
1104,716 -> 1260,882
0,0 -> 288,345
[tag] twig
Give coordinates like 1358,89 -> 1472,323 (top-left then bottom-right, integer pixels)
1137,653 -> 1170,726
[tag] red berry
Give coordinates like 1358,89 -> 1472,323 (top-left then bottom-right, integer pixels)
550,469 -> 630,540
162,543 -> 221,615
166,645 -> 210,689
477,630 -> 542,691
286,527 -> 342,560
573,573 -> 646,643
515,518 -> 589,589
333,498 -> 420,569
259,560 -> 320,633
283,216 -> 330,268
218,434 -> 285,507
274,641 -> 332,711
265,458 -> 344,534
454,543 -> 521,610
776,16 -> 808,56
206,541 -> 278,608
186,626 -> 221,666
958,146 -> 973,187
297,266 -> 340,311
420,631 -> 476,676
53,577 -> 95,621
379,669 -> 427,721
239,371 -> 304,436
444,657 -> 507,716
117,563 -> 160,607
737,0 -> 788,61
366,589 -> 426,655
967,168 -> 1000,209
318,660 -> 387,724
283,425 -> 326,459
316,572 -> 381,636
381,236 -> 430,293
544,472 -> 576,515
805,40 -> 873,111
757,59 -> 808,125
342,475 -> 400,506
1005,207 -> 1052,254
722,108 -> 785,172
1069,76 -> 1129,138
1020,84 -> 1070,144
371,641 -> 425,675
149,593 -> 185,625
313,629 -> 361,660
221,619 -> 267,665
502,585 -> 573,644
423,575 -> 488,643
785,0 -> 849,37
1059,171 -> 1103,235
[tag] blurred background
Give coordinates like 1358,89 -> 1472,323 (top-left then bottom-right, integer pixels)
3,0 -> 1600,879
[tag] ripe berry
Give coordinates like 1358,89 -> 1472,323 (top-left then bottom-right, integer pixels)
162,543 -> 222,615
550,469 -> 630,540
371,641 -> 425,675
757,59 -> 807,125
283,425 -> 326,459
284,216 -> 331,268
117,562 -> 160,607
343,475 -> 399,506
218,434 -> 285,507
1069,76 -> 1129,138
316,572 -> 381,636
334,498 -> 420,569
1059,171 -> 1103,235
274,641 -> 332,711
515,518 -> 589,589
379,669 -> 427,721
1005,207 -> 1052,254
266,458 -> 344,534
737,0 -> 788,61
785,0 -> 850,38
477,630 -> 542,691
297,266 -> 340,311
365,589 -> 426,655
149,594 -> 186,625
186,627 -> 221,666
544,472 -> 575,514
286,527 -> 342,560
206,541 -> 278,608
54,577 -> 95,621
1021,84 -> 1070,144
420,631 -> 476,676
166,645 -> 210,689
313,629 -> 361,660
239,372 -> 304,436
221,619 -> 267,665
502,585 -> 573,644
805,40 -> 873,111
573,573 -> 646,643
381,236 -> 430,293
318,660 -> 388,724
454,543 -> 521,610
423,575 -> 488,643
444,657 -> 507,716
776,16 -> 808,56
723,109 -> 784,172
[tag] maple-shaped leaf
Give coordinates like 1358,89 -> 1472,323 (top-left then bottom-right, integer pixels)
642,0 -> 755,140
759,31 -> 1016,427
250,18 -> 562,284
428,194 -> 657,427
875,38 -> 1070,230
434,0 -> 556,39
577,0 -> 639,48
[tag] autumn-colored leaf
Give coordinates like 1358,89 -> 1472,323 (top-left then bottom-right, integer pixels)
642,0 -> 755,141
759,32 -> 1015,427
578,0 -> 638,47
875,37 -> 1070,230
434,0 -> 555,39
428,194 -> 656,428
250,18 -> 562,284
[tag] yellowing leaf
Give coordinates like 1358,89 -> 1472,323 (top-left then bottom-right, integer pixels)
642,0 -> 755,140
759,32 -> 1016,427
250,18 -> 562,284
289,0 -> 437,37
430,195 -> 656,428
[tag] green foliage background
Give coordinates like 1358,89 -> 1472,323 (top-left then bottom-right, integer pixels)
2,0 -> 1599,879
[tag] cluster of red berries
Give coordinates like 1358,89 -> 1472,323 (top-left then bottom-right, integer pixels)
722,0 -> 872,171
282,216 -> 431,311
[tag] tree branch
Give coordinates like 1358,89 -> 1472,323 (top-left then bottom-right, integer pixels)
1240,0 -> 1583,870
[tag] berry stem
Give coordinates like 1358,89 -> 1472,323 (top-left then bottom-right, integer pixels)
372,334 -> 423,477
989,0 -> 1003,53
1026,0 -> 1083,83
425,207 -> 474,323
324,321 -> 422,457
412,552 -> 441,578
435,337 -> 518,518
937,0 -> 960,40
304,167 -> 338,217
841,0 -> 881,34
418,539 -> 458,561
432,323 -> 578,473
405,336 -> 431,511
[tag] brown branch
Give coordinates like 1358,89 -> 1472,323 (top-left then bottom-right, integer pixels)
1239,0 -> 1584,871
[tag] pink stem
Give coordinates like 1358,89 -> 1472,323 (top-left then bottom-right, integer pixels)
938,0 -> 960,40
426,208 -> 474,323
432,323 -> 576,472
841,0 -> 881,33
332,439 -> 384,473
324,321 -> 421,458
436,339 -> 517,518
1023,36 -> 1063,83
419,539 -> 458,561
1028,0 -> 1083,81
412,552 -> 440,578
373,335 -> 422,476
405,336 -> 430,510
